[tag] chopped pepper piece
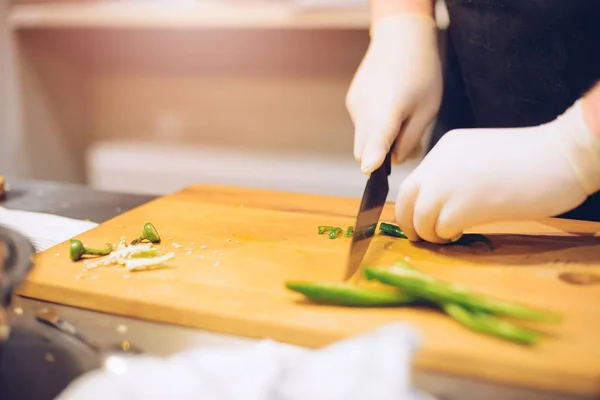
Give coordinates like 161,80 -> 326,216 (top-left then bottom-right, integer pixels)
328,227 -> 343,239
344,226 -> 354,238
318,225 -> 334,235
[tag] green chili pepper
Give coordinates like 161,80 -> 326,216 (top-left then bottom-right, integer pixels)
448,234 -> 494,251
364,262 -> 561,323
344,226 -> 354,238
442,302 -> 541,345
69,239 -> 113,262
379,222 -> 408,239
131,222 -> 161,245
285,281 -> 417,307
328,227 -> 343,239
377,222 -> 493,251
318,225 -> 334,235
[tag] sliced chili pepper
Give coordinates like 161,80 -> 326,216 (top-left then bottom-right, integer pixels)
318,225 -> 334,235
328,227 -> 343,239
447,234 -> 494,251
378,222 -> 493,250
344,226 -> 354,238
379,222 -> 408,239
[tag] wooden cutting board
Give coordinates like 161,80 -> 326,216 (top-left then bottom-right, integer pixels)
17,185 -> 600,397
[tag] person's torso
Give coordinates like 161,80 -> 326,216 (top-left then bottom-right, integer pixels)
430,0 -> 600,221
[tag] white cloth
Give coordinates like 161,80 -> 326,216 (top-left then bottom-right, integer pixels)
0,207 -> 98,252
57,323 -> 434,400
395,100 -> 600,244
346,13 -> 443,174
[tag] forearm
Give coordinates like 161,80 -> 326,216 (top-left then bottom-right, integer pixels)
370,0 -> 435,24
582,81 -> 600,139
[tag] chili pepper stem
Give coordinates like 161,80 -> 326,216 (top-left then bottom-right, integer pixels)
69,239 -> 113,261
85,245 -> 112,256
130,222 -> 161,245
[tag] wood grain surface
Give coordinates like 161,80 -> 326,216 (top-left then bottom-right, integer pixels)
16,185 -> 600,396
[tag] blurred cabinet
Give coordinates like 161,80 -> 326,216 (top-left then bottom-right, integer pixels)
1,0 -> 432,199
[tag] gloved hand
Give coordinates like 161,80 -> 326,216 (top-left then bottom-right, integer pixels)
395,100 -> 600,244
346,13 -> 442,174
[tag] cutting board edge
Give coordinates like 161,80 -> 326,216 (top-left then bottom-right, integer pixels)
15,278 -> 600,398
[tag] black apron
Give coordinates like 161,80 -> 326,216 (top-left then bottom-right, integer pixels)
428,0 -> 600,221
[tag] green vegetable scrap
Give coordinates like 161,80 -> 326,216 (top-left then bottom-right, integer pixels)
285,281 -> 417,307
131,222 -> 161,245
364,262 -> 560,323
328,227 -> 343,239
69,239 -> 113,262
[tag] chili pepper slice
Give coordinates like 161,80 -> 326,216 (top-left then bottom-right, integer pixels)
344,226 -> 354,238
379,222 -> 408,239
285,281 -> 417,307
328,227 -> 343,239
318,225 -> 334,235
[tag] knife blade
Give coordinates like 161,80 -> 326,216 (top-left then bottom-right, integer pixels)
344,152 -> 392,280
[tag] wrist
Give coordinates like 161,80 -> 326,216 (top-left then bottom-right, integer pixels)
581,82 -> 600,139
370,11 -> 438,39
553,100 -> 600,195
371,0 -> 434,23
370,0 -> 435,35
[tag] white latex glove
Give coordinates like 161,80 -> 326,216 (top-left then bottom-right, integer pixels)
346,13 -> 442,174
395,100 -> 600,244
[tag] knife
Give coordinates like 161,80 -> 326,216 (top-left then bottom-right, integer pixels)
344,152 -> 392,280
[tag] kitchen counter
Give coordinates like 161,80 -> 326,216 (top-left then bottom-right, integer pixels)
0,180 -> 586,400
